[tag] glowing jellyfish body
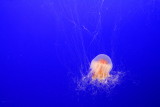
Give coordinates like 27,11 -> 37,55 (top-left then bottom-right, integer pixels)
90,54 -> 113,81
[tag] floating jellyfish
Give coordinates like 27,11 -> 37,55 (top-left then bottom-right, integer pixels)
77,54 -> 122,92
90,54 -> 113,81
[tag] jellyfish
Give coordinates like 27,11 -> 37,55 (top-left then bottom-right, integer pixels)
77,54 -> 121,91
90,54 -> 113,81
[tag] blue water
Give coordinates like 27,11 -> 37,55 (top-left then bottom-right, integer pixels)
0,0 -> 160,107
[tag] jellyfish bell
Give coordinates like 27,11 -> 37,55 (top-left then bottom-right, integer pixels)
90,54 -> 113,81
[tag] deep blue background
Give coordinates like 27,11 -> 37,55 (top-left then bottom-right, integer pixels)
0,0 -> 160,107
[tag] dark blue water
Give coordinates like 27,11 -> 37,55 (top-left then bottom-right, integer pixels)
0,0 -> 160,107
